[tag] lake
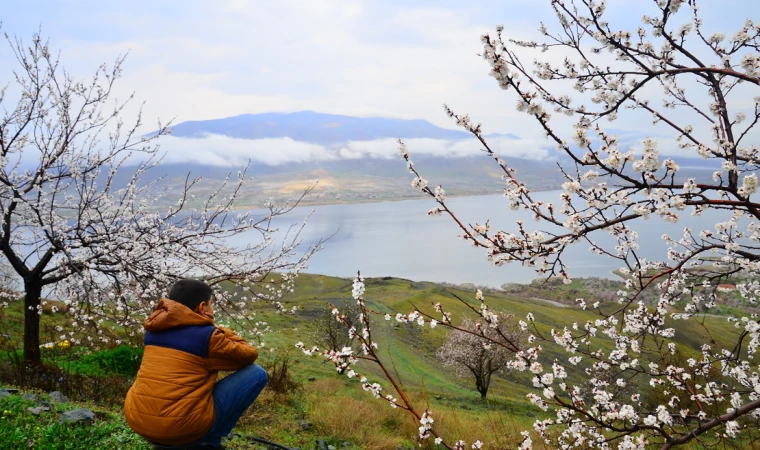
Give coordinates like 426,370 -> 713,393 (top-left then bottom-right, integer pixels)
227,191 -> 733,288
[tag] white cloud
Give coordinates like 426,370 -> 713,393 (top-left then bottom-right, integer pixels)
154,135 -> 335,166
2,0 -> 757,162
1,0 -> 545,139
148,134 -> 551,166
449,137 -> 549,160
340,137 -> 549,160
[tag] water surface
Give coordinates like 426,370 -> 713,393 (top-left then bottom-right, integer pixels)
229,191 -> 731,288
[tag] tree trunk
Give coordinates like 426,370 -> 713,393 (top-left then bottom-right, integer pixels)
476,376 -> 489,399
23,281 -> 42,363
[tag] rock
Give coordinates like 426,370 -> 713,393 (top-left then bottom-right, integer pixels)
527,411 -> 535,417
316,439 -> 328,450
328,446 -> 336,450
342,442 -> 351,447
307,376 -> 316,382
298,419 -> 313,431
0,387 -> 19,394
20,393 -> 51,408
0,390 -> 10,399
49,391 -> 69,403
59,408 -> 95,424
27,406 -> 50,415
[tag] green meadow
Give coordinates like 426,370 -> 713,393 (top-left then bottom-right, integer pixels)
0,273 -> 752,449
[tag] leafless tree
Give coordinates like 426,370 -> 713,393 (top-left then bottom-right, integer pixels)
310,301 -> 363,352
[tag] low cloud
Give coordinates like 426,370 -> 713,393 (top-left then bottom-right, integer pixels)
154,135 -> 337,166
147,133 -> 552,166
340,137 -> 548,160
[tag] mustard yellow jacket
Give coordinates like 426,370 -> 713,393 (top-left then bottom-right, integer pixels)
124,299 -> 258,445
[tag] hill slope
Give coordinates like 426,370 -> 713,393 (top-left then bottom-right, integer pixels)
0,273 -> 744,449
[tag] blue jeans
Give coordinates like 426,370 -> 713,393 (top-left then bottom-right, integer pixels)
197,364 -> 269,447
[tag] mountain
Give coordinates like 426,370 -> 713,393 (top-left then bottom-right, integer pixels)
134,111 -> 554,208
130,112 -> 721,209
157,111 -> 520,145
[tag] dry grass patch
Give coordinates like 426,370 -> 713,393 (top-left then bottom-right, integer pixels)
306,377 -> 344,395
309,394 -> 416,450
305,386 -> 551,449
431,405 -> 554,449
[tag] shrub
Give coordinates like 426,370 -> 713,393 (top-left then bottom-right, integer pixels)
261,353 -> 302,399
64,346 -> 143,377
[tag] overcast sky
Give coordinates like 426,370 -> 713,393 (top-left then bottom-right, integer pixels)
1,0 -> 757,160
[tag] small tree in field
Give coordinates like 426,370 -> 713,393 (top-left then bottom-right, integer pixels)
311,301 -> 362,352
0,31 -> 320,363
303,1 -> 760,449
437,314 -> 524,399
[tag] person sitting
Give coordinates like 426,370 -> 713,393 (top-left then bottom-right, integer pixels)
125,279 -> 267,449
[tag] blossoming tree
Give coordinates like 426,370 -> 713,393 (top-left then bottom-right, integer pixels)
304,1 -> 760,448
0,32 -> 320,363
437,314 -> 524,400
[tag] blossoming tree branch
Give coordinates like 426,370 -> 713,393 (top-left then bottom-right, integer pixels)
0,31 -> 321,363
304,0 -> 760,448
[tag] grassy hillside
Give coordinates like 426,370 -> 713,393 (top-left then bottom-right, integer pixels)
258,274 -> 740,398
0,273 -> 748,449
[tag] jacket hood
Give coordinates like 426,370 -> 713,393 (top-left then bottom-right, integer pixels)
144,298 -> 214,332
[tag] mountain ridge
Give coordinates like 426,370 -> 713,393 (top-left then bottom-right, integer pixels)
157,110 -> 521,145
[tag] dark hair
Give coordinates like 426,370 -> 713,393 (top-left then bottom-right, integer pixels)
168,279 -> 212,311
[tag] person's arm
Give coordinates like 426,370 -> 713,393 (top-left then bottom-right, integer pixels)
206,327 -> 259,371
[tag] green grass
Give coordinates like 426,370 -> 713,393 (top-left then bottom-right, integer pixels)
1,273 -> 756,449
0,393 -> 152,450
60,345 -> 143,377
